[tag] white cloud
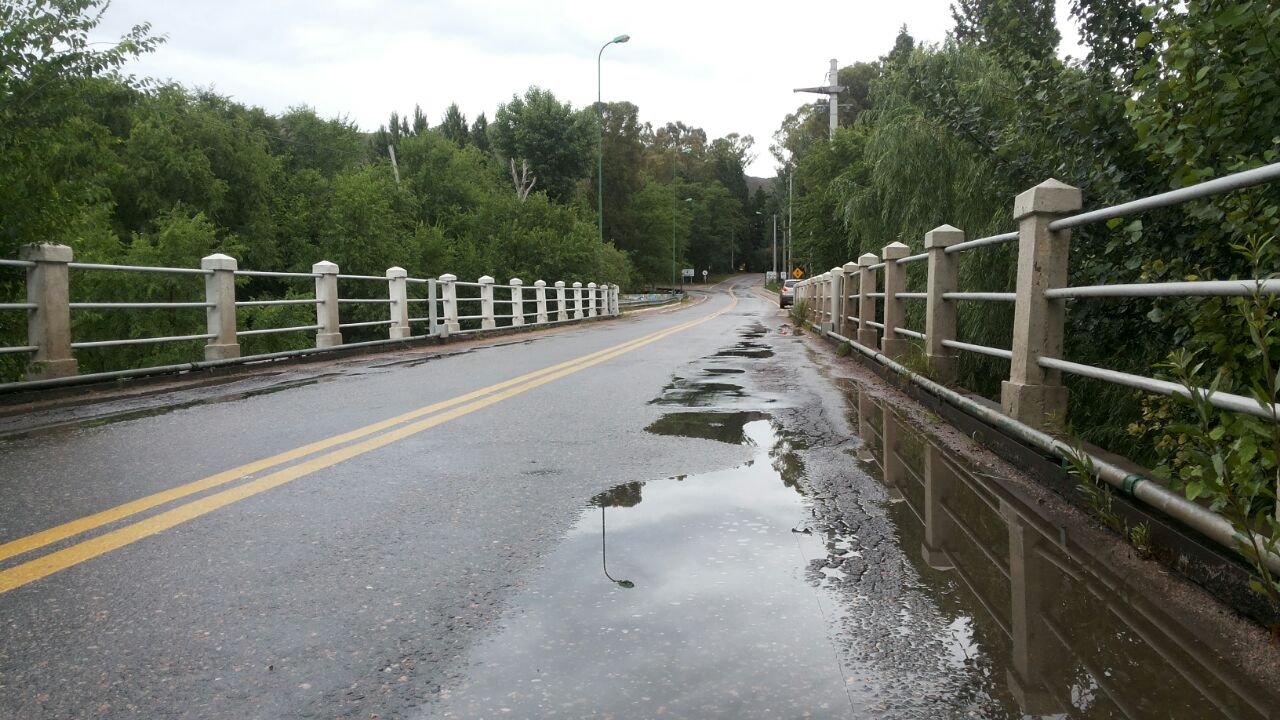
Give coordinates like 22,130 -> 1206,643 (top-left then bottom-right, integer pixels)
94,0 -> 1084,176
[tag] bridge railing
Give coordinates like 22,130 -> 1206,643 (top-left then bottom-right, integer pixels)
794,162 -> 1280,570
0,246 -> 620,384
795,162 -> 1280,430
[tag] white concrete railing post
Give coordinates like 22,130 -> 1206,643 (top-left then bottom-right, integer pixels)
509,278 -> 524,327
439,273 -> 459,335
534,280 -> 548,323
880,242 -> 911,359
856,253 -> 879,348
828,267 -> 844,333
1002,179 -> 1082,433
924,225 -> 964,383
478,275 -> 496,330
20,243 -> 78,379
386,266 -> 410,339
1003,503 -> 1063,713
611,284 -> 620,316
838,261 -> 858,337
313,260 -> 342,348
587,282 -> 598,318
202,253 -> 240,360
555,281 -> 568,322
572,282 -> 584,319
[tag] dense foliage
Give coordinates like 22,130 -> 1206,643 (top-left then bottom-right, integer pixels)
0,0 -> 770,378
774,1 -> 1280,469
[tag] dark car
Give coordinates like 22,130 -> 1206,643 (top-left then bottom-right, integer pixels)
779,279 -> 800,308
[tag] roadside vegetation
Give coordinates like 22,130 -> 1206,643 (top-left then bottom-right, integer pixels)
0,0 -> 779,377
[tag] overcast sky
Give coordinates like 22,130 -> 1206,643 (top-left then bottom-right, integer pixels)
93,0 -> 1083,177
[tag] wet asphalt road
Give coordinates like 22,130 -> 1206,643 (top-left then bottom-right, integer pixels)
0,278 -> 802,719
4,276 -> 1273,720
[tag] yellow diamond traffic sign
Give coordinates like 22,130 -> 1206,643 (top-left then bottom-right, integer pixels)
791,267 -> 805,279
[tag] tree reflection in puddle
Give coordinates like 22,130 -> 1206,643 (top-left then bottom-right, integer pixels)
425,420 -> 855,719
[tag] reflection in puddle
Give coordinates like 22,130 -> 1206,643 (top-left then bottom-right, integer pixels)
644,411 -> 770,445
425,420 -> 856,719
846,389 -> 1276,719
649,378 -> 745,406
713,342 -> 775,359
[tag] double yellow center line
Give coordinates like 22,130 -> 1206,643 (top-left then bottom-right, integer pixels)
0,290 -> 737,594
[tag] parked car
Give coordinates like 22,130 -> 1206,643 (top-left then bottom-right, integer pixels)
779,279 -> 800,308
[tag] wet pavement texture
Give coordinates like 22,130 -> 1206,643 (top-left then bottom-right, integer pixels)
2,279 -> 1276,719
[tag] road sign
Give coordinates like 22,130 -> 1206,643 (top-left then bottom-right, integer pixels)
682,268 -> 695,278
701,270 -> 708,280
765,271 -> 777,281
792,267 -> 805,279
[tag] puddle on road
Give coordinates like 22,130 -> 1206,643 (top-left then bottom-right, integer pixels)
644,411 -> 770,444
841,388 -> 1276,719
426,419 -> 856,719
648,378 -> 745,407
713,340 -> 775,359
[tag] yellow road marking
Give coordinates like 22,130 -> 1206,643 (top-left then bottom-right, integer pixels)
0,290 -> 736,594
0,299 -> 710,565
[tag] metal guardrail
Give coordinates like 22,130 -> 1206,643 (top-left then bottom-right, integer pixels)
0,249 -> 622,386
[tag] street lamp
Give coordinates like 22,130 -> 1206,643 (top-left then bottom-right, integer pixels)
597,34 -> 630,247
673,196 -> 692,291
601,505 -> 634,589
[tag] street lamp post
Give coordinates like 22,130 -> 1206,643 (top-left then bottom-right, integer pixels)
597,34 -> 630,247
673,196 -> 692,291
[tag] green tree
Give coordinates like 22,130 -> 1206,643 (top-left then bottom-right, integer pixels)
439,102 -> 469,148
490,86 -> 592,202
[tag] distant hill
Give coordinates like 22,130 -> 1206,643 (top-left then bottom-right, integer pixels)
746,175 -> 776,196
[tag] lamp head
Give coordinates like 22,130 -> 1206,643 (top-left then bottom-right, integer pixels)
616,579 -> 635,589
613,34 -> 631,43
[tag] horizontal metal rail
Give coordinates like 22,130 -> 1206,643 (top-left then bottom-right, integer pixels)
1050,162 -> 1280,231
336,274 -> 388,281
0,303 -> 36,311
868,262 -> 886,270
407,316 -> 431,323
456,314 -> 484,321
867,292 -> 886,298
896,252 -> 928,265
68,262 -> 211,276
338,319 -> 395,329
943,292 -> 1015,302
942,339 -> 1012,360
939,502 -> 1011,581
1045,279 -> 1280,300
945,231 -> 1018,254
0,345 -> 37,355
1038,356 -> 1279,419
234,298 -> 316,307
69,301 -> 211,310
405,278 -> 430,285
894,327 -> 926,340
236,324 -> 323,337
896,292 -> 928,299
404,298 -> 433,304
72,333 -> 215,349
336,298 -> 388,305
234,270 -> 318,279
941,548 -> 1013,638
0,259 -> 36,269
865,320 -> 885,330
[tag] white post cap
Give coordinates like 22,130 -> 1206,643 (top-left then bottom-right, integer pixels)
881,242 -> 910,260
312,260 -> 339,274
510,278 -> 523,286
478,275 -> 494,284
555,280 -> 566,288
202,253 -> 237,271
439,273 -> 457,282
534,279 -> 546,287
572,281 -> 583,288
386,266 -> 407,278
858,253 -> 879,266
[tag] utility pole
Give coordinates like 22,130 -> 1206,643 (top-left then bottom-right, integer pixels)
793,59 -> 844,141
772,214 -> 777,280
786,172 -> 793,274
